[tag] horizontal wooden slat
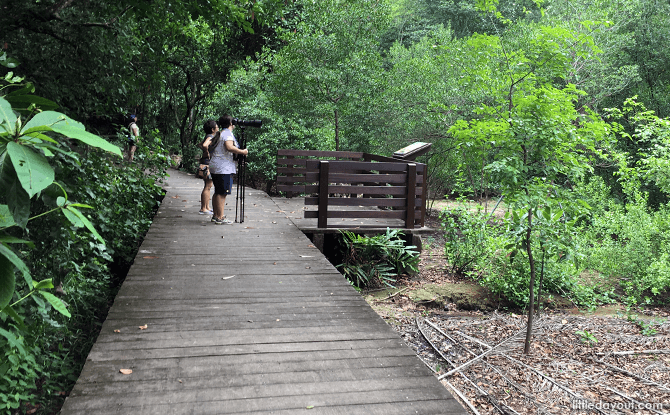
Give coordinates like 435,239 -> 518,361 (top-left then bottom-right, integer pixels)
277,158 -> 309,167
304,185 -> 405,196
304,185 -> 423,196
304,172 -> 408,184
305,160 -> 425,173
276,176 -> 315,184
278,149 -> 365,158
305,197 -> 411,207
277,167 -> 309,175
276,185 -> 306,193
304,210 -> 422,219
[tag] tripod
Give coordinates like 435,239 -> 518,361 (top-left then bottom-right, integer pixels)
235,126 -> 247,223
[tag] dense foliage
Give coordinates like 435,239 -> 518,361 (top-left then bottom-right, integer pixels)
3,0 -> 670,408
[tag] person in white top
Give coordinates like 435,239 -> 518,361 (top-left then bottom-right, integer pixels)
208,115 -> 248,224
125,114 -> 140,162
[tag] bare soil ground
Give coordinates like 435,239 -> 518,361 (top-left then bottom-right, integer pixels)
364,211 -> 670,415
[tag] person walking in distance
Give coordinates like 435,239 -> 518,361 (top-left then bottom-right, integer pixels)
208,115 -> 248,225
125,114 -> 140,162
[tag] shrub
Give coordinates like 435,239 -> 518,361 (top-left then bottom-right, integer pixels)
337,229 -> 419,289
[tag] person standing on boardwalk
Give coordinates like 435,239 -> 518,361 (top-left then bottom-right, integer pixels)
125,114 -> 140,162
208,115 -> 248,225
198,120 -> 217,215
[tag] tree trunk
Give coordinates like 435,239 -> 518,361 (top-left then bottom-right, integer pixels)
523,208 -> 536,355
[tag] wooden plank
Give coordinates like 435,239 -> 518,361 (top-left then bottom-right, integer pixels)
304,197 -> 409,207
304,172 -> 407,184
278,149 -> 364,158
306,210 -> 406,219
305,210 -> 421,220
306,160 -> 412,172
304,184 -> 423,196
277,184 -> 306,193
406,163 -> 417,228
276,167 -> 308,176
318,161 -> 329,228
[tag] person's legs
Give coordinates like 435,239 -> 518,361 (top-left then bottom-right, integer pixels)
213,194 -> 226,220
211,174 -> 227,221
200,177 -> 213,212
211,174 -> 233,224
128,144 -> 137,162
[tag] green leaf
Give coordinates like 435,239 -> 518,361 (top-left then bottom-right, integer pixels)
62,207 -> 83,228
0,53 -> 20,69
65,206 -> 104,242
5,95 -> 59,112
0,327 -> 22,352
33,278 -> 54,290
41,183 -> 67,207
50,122 -> 122,157
39,291 -> 71,318
0,235 -> 33,248
0,243 -> 31,286
1,161 -> 30,228
0,254 -> 15,309
21,111 -> 67,132
23,129 -> 59,143
0,204 -> 16,228
1,305 -> 25,330
0,97 -> 16,135
7,141 -> 55,198
542,206 -> 551,221
67,203 -> 93,209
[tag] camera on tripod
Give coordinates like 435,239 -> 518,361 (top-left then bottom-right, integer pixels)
232,118 -> 262,128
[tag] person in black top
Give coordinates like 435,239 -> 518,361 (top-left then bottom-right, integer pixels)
198,120 -> 217,214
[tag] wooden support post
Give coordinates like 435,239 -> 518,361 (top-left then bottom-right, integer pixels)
421,170 -> 427,227
406,163 -> 416,229
318,161 -> 329,229
286,155 -> 294,198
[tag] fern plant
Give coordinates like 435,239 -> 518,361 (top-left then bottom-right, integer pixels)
337,228 -> 419,288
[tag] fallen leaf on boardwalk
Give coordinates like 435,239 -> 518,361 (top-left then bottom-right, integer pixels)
222,275 -> 235,280
119,369 -> 132,375
306,266 -> 311,269
273,262 -> 277,265
178,379 -> 183,383
300,255 -> 314,258
276,319 -> 280,321
114,329 -> 121,333
272,221 -> 277,224
139,325 -> 148,330
143,256 -> 159,259
308,245 -> 316,248
306,406 -> 314,409
172,196 -> 180,199
182,200 -> 187,202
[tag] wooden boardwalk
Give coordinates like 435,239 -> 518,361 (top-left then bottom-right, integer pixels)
60,169 -> 466,415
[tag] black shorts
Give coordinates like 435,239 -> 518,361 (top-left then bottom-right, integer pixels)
211,174 -> 233,195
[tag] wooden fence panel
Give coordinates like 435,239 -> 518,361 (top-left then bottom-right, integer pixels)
276,150 -> 427,228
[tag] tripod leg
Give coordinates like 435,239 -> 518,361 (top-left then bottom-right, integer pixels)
240,159 -> 246,223
235,159 -> 241,223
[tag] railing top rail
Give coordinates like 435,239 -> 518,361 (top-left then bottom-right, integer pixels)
305,159 -> 426,172
277,149 -> 364,158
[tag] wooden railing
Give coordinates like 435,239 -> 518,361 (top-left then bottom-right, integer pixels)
276,150 -> 427,229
